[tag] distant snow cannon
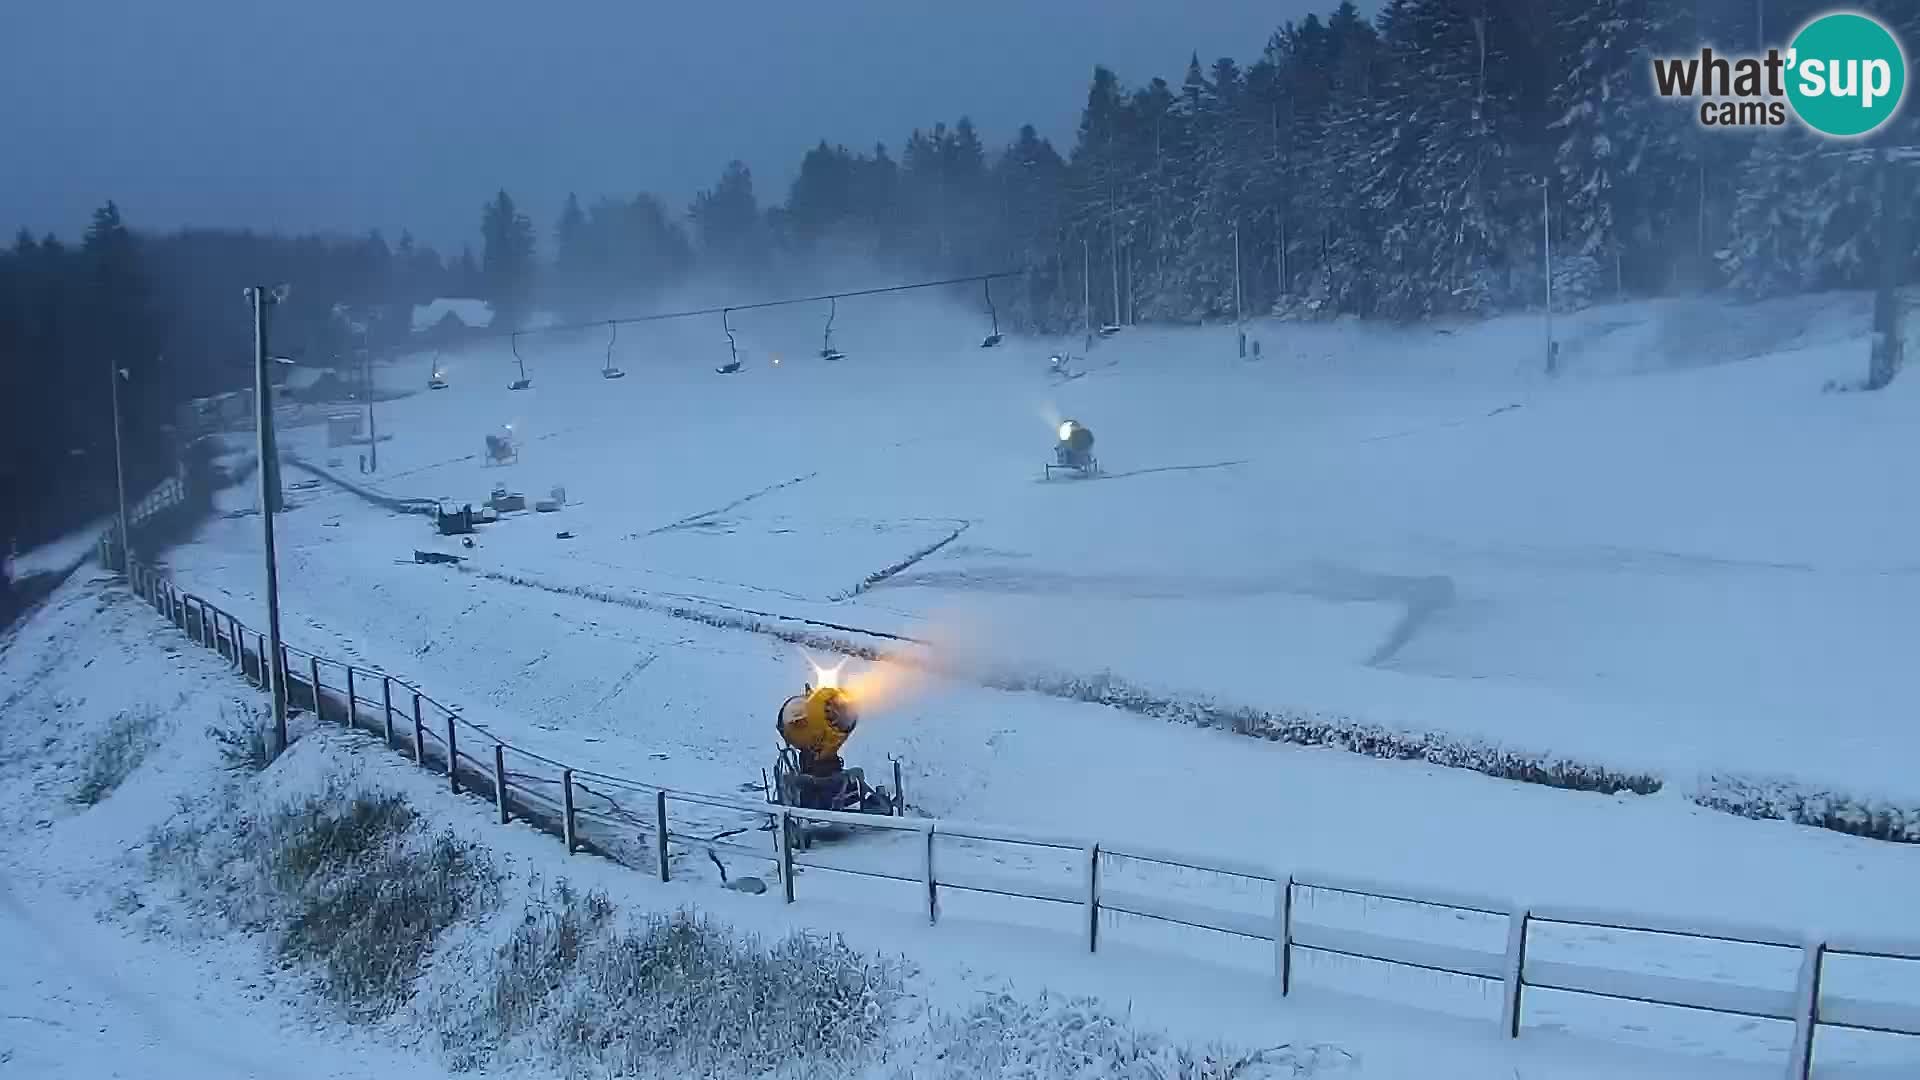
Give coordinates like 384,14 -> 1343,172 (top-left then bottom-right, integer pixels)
770,665 -> 898,819
1045,419 -> 1099,479
484,425 -> 518,466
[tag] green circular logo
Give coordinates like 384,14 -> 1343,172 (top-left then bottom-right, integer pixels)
1786,12 -> 1907,137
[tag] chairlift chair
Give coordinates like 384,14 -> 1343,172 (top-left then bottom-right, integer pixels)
819,297 -> 847,361
508,333 -> 532,390
980,278 -> 1004,348
601,320 -> 626,379
716,309 -> 744,374
428,352 -> 449,390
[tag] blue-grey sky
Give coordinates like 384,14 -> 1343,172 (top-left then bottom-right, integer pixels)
3,1 -> 1333,253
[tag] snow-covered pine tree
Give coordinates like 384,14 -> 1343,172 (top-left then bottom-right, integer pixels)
1551,0 -> 1691,299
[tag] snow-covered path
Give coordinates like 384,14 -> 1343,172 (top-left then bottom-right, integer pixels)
0,870 -> 443,1080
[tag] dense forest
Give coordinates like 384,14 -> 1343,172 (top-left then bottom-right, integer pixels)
4,0 -> 1918,550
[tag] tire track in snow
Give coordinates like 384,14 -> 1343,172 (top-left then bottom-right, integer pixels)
631,472 -> 818,539
830,520 -> 971,600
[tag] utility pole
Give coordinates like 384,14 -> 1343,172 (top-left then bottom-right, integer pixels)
1082,239 -> 1092,336
108,357 -> 130,572
363,340 -> 377,473
248,284 -> 290,754
1818,144 -> 1913,389
1544,179 -> 1556,376
1233,221 -> 1246,359
1233,221 -> 1244,323
1867,146 -> 1911,389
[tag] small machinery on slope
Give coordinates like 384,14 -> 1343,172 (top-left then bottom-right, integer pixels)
1044,419 -> 1099,479
770,680 -> 900,822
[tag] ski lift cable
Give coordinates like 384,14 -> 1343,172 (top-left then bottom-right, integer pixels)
460,270 -> 1027,349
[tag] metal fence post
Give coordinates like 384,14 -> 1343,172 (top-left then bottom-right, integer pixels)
924,824 -> 938,925
256,633 -> 267,687
381,677 -> 394,747
1502,908 -> 1530,1038
1085,845 -> 1100,953
493,744 -> 509,825
1278,876 -> 1294,996
893,759 -> 905,816
561,769 -> 577,854
445,716 -> 460,793
412,693 -> 425,767
278,643 -> 290,702
344,666 -> 356,729
309,656 -> 322,718
655,790 -> 670,882
1788,942 -> 1825,1080
779,810 -> 796,903
229,614 -> 242,669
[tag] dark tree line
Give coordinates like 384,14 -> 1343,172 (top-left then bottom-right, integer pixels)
8,0 -> 1919,548
471,0 -> 1918,331
1,209 -> 464,549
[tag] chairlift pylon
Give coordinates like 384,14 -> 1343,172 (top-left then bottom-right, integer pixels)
601,320 -> 626,379
820,296 -> 846,361
981,278 -> 1003,348
716,309 -> 743,374
508,333 -> 532,390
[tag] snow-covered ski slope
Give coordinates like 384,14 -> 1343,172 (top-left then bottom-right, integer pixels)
163,291 -> 1919,1045
252,287 -> 1914,788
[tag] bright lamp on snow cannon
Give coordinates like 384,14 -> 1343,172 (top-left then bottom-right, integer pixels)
1045,419 -> 1099,479
769,675 -> 898,821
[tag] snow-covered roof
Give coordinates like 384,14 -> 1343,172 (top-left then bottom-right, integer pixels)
410,298 -> 494,333
281,365 -> 329,391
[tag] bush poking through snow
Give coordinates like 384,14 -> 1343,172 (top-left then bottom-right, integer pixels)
208,704 -> 273,774
280,826 -> 495,1017
147,778 -> 498,1019
428,882 -> 905,1076
896,992 -> 1354,1079
72,706 -> 162,805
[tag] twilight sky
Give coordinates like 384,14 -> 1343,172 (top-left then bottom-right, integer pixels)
2,0 -> 1336,254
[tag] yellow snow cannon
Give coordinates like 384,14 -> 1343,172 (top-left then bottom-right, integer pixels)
1045,419 -> 1099,479
771,680 -> 898,818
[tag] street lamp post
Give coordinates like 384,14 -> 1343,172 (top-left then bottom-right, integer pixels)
108,357 -> 130,571
247,284 -> 291,754
363,340 -> 378,473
